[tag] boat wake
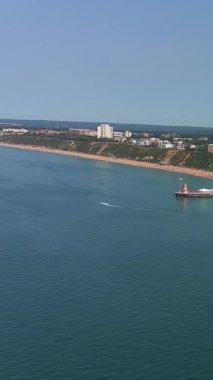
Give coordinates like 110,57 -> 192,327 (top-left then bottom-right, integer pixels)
99,202 -> 173,213
99,202 -> 122,208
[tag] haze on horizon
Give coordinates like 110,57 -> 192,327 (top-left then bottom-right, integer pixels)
0,0 -> 212,128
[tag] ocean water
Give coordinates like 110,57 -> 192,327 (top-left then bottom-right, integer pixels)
0,147 -> 213,380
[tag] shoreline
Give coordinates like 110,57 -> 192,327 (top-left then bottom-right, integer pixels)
1,142 -> 213,180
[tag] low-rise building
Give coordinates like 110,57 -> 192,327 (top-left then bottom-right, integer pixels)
173,139 -> 185,150
135,138 -> 150,146
113,131 -> 127,143
87,130 -> 97,136
2,128 -> 28,134
183,137 -> 193,141
142,133 -> 149,138
198,136 -> 208,141
68,128 -> 97,136
114,135 -> 127,143
158,140 -> 174,149
208,144 -> 213,153
113,131 -> 123,138
33,129 -> 58,135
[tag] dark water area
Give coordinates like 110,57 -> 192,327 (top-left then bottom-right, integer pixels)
0,147 -> 213,379
1,118 -> 213,135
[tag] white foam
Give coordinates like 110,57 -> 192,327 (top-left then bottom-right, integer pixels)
99,202 -> 171,212
99,202 -> 121,208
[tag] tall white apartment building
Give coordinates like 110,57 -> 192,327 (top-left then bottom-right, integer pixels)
125,131 -> 132,138
97,124 -> 113,139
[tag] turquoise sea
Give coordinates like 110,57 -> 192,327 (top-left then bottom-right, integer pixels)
0,147 -> 213,380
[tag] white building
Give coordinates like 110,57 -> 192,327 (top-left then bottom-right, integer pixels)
2,128 -> 28,134
208,144 -> 213,153
113,131 -> 123,138
158,140 -> 174,149
173,139 -> 185,150
97,124 -> 113,139
140,139 -> 151,146
125,131 -> 132,138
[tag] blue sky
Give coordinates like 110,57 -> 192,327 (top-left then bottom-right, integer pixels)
0,0 -> 213,126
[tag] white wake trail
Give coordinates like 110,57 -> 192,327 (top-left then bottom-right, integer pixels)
99,202 -> 177,213
99,202 -> 122,208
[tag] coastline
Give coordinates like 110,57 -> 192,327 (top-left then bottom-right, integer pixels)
1,142 -> 213,180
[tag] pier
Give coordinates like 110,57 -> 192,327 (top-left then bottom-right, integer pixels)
175,183 -> 213,198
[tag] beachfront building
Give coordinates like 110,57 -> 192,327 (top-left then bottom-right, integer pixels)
113,131 -> 127,143
97,124 -> 113,139
208,144 -> 213,153
158,140 -> 174,149
173,139 -> 185,150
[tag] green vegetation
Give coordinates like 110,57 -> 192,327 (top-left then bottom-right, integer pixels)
184,151 -> 213,171
0,134 -> 213,171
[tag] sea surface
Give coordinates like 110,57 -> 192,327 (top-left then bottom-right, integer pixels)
0,147 -> 213,380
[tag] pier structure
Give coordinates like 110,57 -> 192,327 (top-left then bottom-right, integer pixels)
175,183 -> 213,198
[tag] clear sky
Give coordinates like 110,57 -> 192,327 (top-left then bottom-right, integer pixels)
0,0 -> 213,126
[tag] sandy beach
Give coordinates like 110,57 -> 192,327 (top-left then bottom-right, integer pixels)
1,142 -> 213,180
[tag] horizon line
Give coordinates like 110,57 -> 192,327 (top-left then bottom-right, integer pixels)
0,117 -> 212,129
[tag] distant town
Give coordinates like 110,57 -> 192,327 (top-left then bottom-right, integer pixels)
1,122 -> 213,152
0,122 -> 213,171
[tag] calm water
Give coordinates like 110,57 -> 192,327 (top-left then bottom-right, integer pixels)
0,147 -> 213,380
